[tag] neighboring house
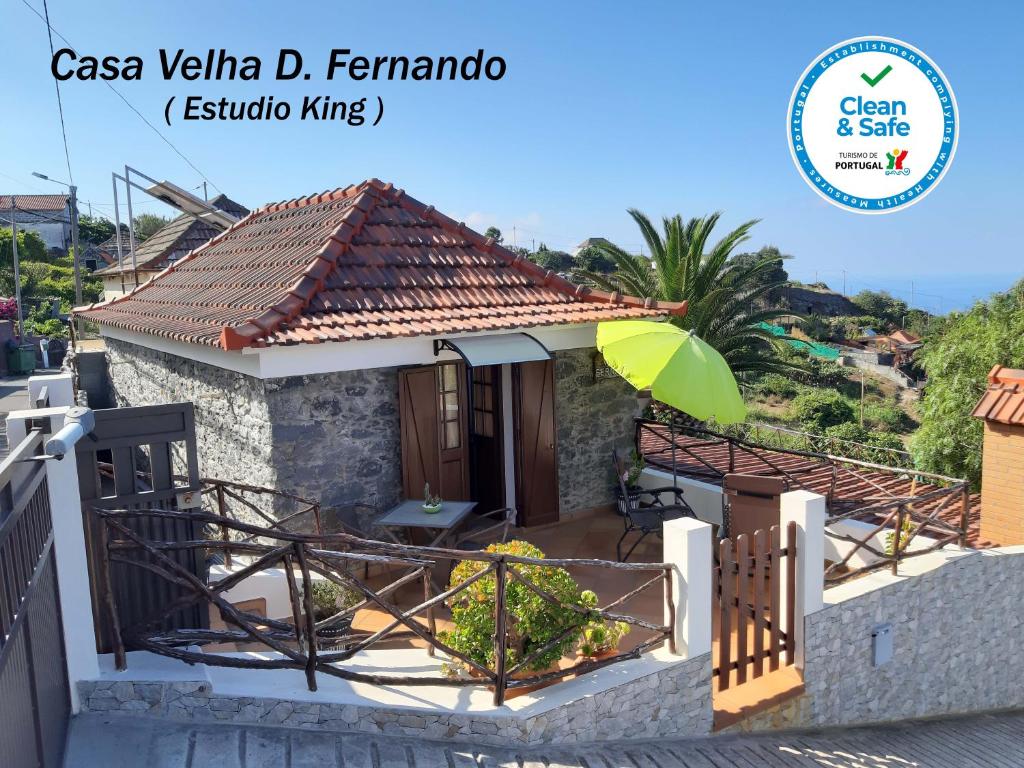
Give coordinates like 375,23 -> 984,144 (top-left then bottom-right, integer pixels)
76,179 -> 685,524
81,231 -> 132,273
0,194 -> 73,253
572,237 -> 613,256
94,194 -> 248,299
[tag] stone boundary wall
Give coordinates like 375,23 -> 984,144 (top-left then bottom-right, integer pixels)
77,654 -> 712,745
731,546 -> 1024,732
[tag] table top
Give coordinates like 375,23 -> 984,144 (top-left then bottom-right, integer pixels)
378,499 -> 477,529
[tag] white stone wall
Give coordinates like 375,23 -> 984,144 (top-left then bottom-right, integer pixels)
737,546 -> 1024,731
77,653 -> 712,745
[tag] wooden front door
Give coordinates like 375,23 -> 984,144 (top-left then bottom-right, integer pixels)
513,359 -> 559,526
399,363 -> 470,501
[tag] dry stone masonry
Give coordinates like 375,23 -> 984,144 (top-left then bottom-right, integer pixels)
77,654 -> 712,745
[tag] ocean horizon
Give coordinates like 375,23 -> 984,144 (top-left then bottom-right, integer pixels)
787,271 -> 1022,315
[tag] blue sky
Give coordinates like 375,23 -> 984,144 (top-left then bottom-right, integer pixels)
3,0 -> 1021,311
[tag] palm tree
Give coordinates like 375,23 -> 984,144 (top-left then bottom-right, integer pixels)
574,210 -> 798,376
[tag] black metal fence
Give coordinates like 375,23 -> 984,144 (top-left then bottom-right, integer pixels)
0,428 -> 70,768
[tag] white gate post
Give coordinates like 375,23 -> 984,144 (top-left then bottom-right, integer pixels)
663,516 -> 713,658
6,406 -> 100,712
779,489 -> 826,670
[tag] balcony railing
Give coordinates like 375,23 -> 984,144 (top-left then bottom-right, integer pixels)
90,506 -> 676,705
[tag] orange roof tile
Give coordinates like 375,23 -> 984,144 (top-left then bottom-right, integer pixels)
973,366 -> 1024,427
75,180 -> 686,350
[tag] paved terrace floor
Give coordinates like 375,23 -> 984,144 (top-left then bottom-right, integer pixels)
66,709 -> 1024,767
638,426 -> 988,547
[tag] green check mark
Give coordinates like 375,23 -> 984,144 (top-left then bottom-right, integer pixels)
860,65 -> 892,87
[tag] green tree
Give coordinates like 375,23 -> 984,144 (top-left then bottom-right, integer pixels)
852,290 -> 909,327
791,390 -> 855,432
133,213 -> 170,242
729,245 -> 789,303
574,245 -> 616,275
484,226 -> 503,243
912,281 -> 1024,486
0,227 -> 49,295
573,210 -> 797,375
530,243 -> 574,272
77,215 -> 116,244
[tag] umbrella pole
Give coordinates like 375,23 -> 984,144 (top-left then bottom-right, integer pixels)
670,416 -> 677,487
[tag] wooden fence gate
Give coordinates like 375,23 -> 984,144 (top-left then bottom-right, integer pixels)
76,403 -> 203,653
713,522 -> 796,691
0,428 -> 70,768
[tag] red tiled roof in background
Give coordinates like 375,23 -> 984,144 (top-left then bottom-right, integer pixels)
75,180 -> 686,351
0,194 -> 70,211
973,366 -> 1024,427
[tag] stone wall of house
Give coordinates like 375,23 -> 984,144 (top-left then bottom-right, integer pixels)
77,654 -> 712,745
553,348 -> 641,516
104,339 -> 404,525
104,338 -> 276,489
264,369 -> 403,514
730,547 -> 1024,732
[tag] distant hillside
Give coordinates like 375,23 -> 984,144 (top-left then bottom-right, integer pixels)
780,283 -> 861,317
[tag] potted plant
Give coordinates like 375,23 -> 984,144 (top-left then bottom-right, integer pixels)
577,591 -> 630,658
308,578 -> 360,651
614,449 -> 646,516
440,540 -> 590,684
422,483 -> 443,514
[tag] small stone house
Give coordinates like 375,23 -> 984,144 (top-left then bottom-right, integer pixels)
76,179 -> 686,526
973,366 -> 1024,544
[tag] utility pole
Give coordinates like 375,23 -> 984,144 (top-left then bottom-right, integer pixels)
860,371 -> 865,427
10,197 -> 23,339
842,269 -> 847,296
69,185 -> 84,344
910,281 -> 915,309
202,181 -> 208,202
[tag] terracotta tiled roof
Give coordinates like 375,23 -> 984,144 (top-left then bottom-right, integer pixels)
0,194 -> 70,211
75,180 -> 686,350
94,196 -> 249,276
639,427 -> 991,548
973,366 -> 1024,427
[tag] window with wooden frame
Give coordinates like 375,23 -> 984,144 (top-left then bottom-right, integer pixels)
438,363 -> 461,449
472,366 -> 496,438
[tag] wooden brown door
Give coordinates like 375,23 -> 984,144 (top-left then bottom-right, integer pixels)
514,359 -> 559,526
399,363 -> 470,501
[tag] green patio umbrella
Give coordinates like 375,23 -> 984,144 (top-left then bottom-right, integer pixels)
596,320 -> 746,424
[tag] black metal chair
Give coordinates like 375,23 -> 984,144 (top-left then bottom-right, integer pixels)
452,506 -> 516,551
612,449 -> 696,561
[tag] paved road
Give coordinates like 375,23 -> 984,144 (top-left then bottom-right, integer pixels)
0,374 -> 31,459
65,710 -> 1024,767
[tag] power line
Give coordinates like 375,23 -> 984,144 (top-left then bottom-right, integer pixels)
40,0 -> 73,185
20,0 -> 223,196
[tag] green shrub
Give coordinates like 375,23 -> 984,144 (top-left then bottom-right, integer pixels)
308,579 -> 359,621
864,431 -> 906,451
441,540 -> 589,673
755,373 -> 800,399
862,403 -> 912,433
824,422 -> 869,443
791,390 -> 855,432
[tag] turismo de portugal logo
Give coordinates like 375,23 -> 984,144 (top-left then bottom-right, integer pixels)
788,37 -> 958,214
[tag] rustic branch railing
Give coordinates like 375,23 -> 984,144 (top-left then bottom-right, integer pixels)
635,418 -> 970,584
91,506 -> 676,706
